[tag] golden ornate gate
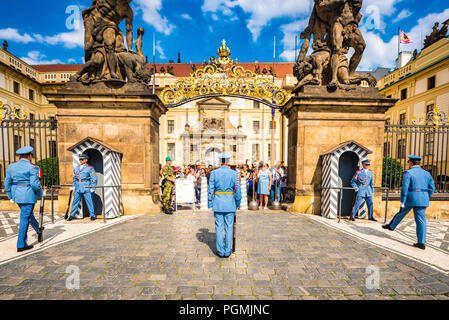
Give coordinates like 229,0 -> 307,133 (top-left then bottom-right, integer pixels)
159,40 -> 289,108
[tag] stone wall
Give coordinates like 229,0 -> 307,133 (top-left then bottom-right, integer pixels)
45,81 -> 166,215
282,86 -> 396,215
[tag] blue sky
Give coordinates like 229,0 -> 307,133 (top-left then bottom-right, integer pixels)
0,0 -> 448,70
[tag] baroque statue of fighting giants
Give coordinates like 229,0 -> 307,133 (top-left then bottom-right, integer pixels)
293,0 -> 376,92
70,0 -> 152,84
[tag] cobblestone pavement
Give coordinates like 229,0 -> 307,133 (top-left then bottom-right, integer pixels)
0,211 -> 64,240
0,211 -> 449,300
395,219 -> 449,253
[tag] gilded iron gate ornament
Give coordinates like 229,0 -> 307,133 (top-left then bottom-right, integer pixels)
160,40 -> 289,108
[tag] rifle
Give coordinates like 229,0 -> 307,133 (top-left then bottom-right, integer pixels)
38,191 -> 45,243
64,189 -> 74,220
232,214 -> 236,253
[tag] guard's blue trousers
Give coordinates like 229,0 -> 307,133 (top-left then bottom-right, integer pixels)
389,206 -> 427,244
270,183 -> 281,203
70,191 -> 95,218
214,212 -> 235,257
17,204 -> 39,249
351,194 -> 374,219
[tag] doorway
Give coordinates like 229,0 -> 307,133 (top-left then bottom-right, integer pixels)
338,151 -> 359,216
205,148 -> 221,167
82,148 -> 104,217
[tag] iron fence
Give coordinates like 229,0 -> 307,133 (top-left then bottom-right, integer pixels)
0,106 -> 58,191
383,110 -> 448,193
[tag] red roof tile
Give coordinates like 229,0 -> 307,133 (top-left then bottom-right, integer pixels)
32,64 -> 84,72
32,62 -> 294,78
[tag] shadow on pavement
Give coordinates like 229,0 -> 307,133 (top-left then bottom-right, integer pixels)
196,228 -> 217,254
30,225 -> 66,246
349,224 -> 414,247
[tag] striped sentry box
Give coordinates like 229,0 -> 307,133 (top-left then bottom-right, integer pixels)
200,176 -> 209,211
68,137 -> 122,219
239,177 -> 248,211
321,141 -> 372,219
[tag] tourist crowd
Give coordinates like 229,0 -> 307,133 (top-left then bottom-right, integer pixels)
159,160 -> 288,208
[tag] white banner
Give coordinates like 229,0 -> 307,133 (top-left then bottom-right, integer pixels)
175,178 -> 196,204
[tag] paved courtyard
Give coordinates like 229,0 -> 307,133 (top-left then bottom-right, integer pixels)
396,219 -> 449,253
0,210 -> 448,300
0,211 -> 64,240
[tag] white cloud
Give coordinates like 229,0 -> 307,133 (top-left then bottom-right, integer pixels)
181,13 -> 193,20
392,9 -> 412,23
279,19 -> 308,61
156,40 -> 167,60
359,8 -> 449,70
202,0 -> 313,41
20,51 -> 63,65
34,29 -> 84,49
0,27 -> 83,49
0,28 -> 35,43
357,28 -> 398,70
134,0 -> 175,36
348,0 -> 404,32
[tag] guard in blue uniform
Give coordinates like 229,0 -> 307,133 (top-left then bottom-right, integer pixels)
350,159 -> 376,221
208,153 -> 242,258
67,154 -> 98,221
383,155 -> 436,250
5,146 -> 45,252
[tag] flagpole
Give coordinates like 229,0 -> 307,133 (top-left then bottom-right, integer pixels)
295,35 -> 298,62
153,32 -> 156,95
398,27 -> 400,57
271,35 -> 276,167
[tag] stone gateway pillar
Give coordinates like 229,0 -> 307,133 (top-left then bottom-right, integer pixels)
45,82 -> 167,215
281,86 -> 396,217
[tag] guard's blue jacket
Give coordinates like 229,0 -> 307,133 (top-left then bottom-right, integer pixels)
208,166 -> 242,212
72,164 -> 97,193
5,159 -> 43,204
401,166 -> 435,207
351,169 -> 374,197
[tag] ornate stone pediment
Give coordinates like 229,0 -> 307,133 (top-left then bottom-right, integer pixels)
203,118 -> 224,130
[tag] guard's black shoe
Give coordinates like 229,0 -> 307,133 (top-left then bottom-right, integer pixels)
382,224 -> 393,231
369,218 -> 377,222
350,217 -> 355,221
413,243 -> 426,250
90,216 -> 96,221
67,216 -> 74,221
17,245 -> 34,252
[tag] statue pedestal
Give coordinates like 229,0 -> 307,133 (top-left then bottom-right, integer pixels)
45,81 -> 167,215
281,86 -> 396,216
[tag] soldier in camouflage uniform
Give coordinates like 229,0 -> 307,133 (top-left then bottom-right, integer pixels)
161,156 -> 175,214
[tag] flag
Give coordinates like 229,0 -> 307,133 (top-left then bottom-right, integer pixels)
400,30 -> 413,44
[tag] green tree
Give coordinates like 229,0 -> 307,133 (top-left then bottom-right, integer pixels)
37,157 -> 59,188
382,157 -> 403,189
